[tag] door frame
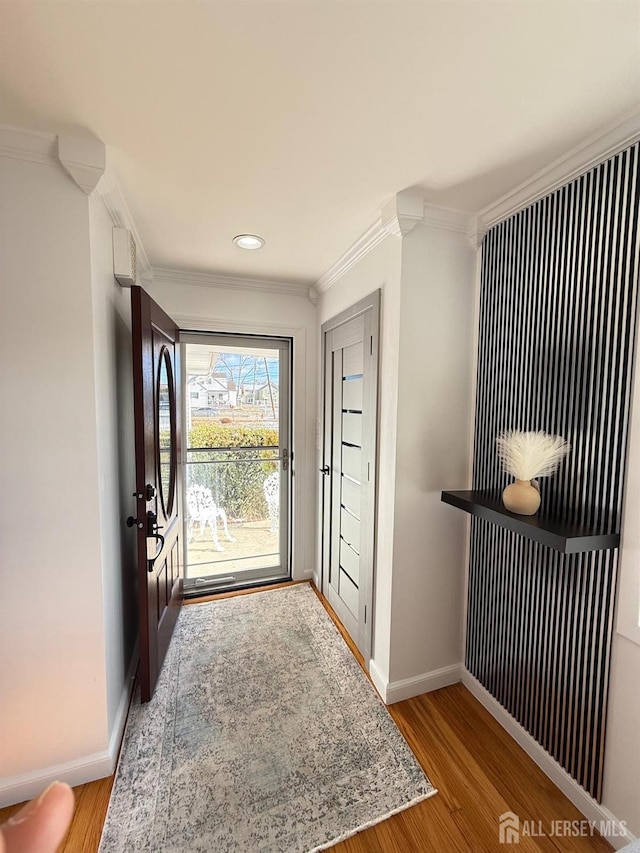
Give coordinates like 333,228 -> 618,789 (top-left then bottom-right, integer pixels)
172,313 -> 312,581
179,330 -> 292,592
321,291 -> 380,667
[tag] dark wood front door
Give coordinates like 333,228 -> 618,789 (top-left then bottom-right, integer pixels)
131,285 -> 183,702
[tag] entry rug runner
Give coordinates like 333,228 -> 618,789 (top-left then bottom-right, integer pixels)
99,585 -> 436,852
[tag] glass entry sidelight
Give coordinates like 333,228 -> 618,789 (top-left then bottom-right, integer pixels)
181,333 -> 291,594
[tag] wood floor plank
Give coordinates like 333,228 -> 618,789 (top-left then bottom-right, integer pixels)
0,777 -> 113,853
0,581 -> 614,852
331,794 -> 472,853
428,685 -> 612,853
389,697 -> 545,852
59,777 -> 113,852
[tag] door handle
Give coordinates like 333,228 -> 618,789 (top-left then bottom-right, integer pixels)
146,511 -> 165,572
320,465 -> 331,475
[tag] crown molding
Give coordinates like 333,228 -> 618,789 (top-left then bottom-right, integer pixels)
0,124 -> 57,166
96,161 -> 152,279
480,108 -> 640,228
467,217 -> 488,251
381,191 -> 470,237
152,266 -> 313,301
381,190 -> 425,237
313,219 -> 389,294
316,195 -> 471,293
0,124 -> 152,279
57,133 -> 105,195
0,125 -> 108,198
422,201 -> 470,234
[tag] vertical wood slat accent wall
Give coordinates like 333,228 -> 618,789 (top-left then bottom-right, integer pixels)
466,143 -> 640,801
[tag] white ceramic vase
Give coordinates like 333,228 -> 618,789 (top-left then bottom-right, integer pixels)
502,479 -> 541,515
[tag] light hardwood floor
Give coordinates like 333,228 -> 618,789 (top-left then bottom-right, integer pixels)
0,581 -> 613,852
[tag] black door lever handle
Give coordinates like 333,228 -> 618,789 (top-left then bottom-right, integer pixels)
146,510 -> 165,571
147,532 -> 165,571
320,465 -> 330,475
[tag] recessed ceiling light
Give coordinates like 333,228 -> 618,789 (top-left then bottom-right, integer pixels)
233,234 -> 265,250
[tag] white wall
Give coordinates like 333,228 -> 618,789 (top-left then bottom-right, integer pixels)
317,220 -> 475,694
88,194 -> 138,740
602,319 -> 640,836
389,224 -> 475,683
0,140 -> 139,806
149,277 -> 318,580
0,156 -> 109,797
603,633 -> 640,836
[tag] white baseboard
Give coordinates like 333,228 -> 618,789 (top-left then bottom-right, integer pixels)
368,658 -> 388,701
108,643 -> 139,762
0,749 -> 115,809
0,649 -> 138,809
369,660 -> 462,705
461,669 -> 635,849
295,569 -> 314,581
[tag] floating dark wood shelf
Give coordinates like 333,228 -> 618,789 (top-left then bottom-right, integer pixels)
441,490 -> 620,554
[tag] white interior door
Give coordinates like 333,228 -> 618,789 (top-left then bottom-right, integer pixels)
321,292 -> 379,664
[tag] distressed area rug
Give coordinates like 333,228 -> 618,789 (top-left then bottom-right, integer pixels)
99,584 -> 435,852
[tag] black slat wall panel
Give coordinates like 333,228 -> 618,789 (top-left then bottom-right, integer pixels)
466,143 -> 640,801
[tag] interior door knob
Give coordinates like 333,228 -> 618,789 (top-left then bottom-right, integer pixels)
320,465 -> 330,475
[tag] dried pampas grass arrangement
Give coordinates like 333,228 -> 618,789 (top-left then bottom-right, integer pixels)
496,430 -> 571,480
496,430 -> 571,515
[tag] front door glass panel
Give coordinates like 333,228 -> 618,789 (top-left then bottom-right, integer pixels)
182,336 -> 290,592
157,346 -> 176,518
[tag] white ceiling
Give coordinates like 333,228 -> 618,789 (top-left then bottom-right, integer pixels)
0,1 -> 638,285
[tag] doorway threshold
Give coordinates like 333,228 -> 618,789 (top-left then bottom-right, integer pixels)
183,572 -> 290,599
